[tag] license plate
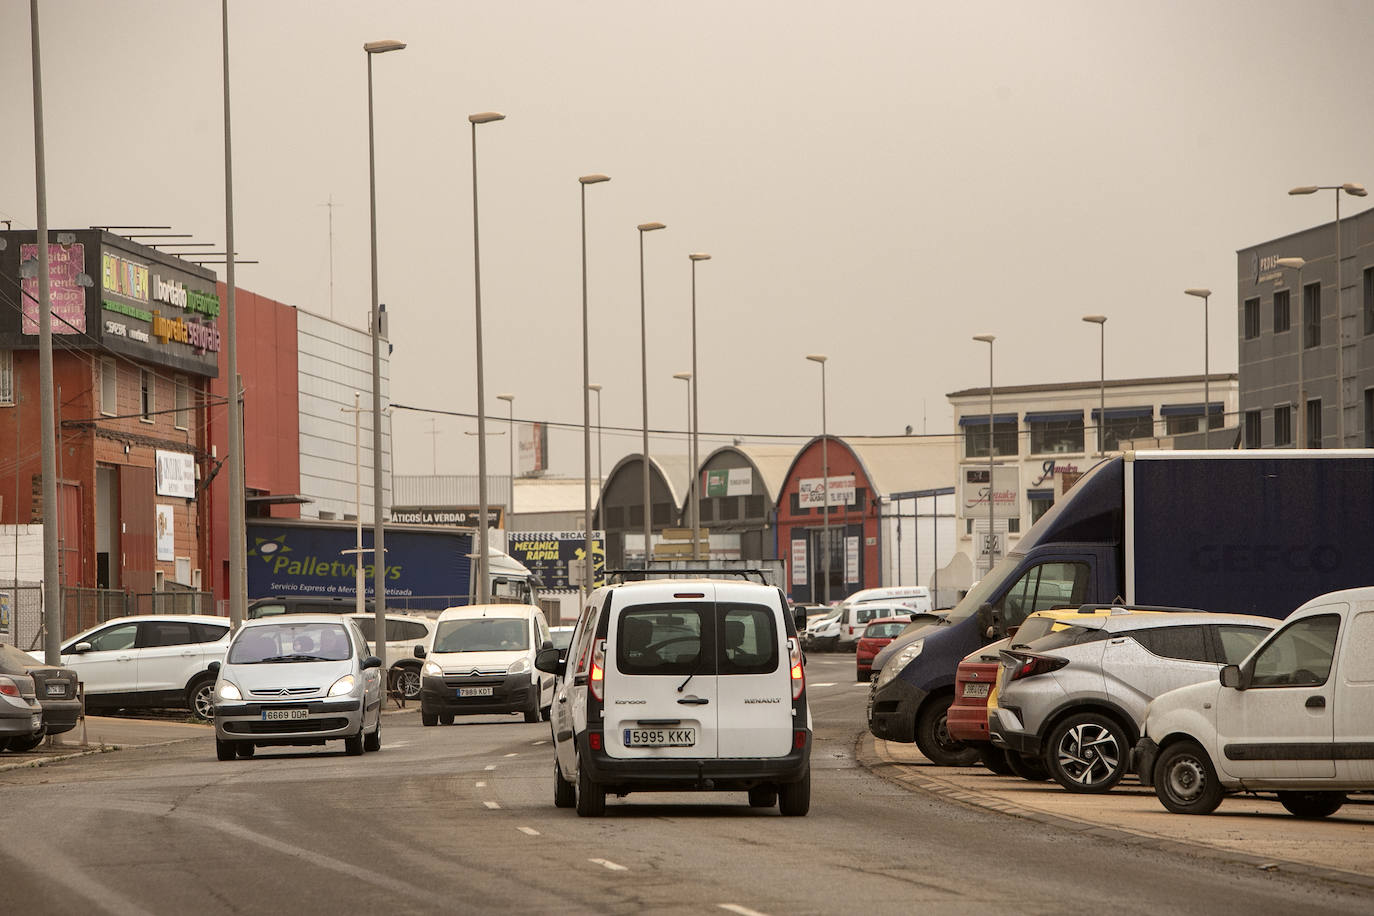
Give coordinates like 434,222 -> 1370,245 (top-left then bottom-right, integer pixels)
963,682 -> 990,698
624,727 -> 695,747
262,708 -> 309,721
459,687 -> 494,698
46,683 -> 65,697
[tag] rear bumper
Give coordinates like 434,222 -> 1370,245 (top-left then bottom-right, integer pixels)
947,700 -> 991,743
1133,737 -> 1159,788
987,709 -> 1041,756
867,677 -> 925,743
37,698 -> 83,735
579,730 -> 811,791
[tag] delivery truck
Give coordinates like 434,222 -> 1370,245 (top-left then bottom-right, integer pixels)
868,450 -> 1374,765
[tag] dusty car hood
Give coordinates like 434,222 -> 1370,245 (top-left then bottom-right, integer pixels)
429,649 -> 523,673
223,659 -> 355,695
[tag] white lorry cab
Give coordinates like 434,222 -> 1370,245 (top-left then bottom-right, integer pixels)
1135,586 -> 1374,818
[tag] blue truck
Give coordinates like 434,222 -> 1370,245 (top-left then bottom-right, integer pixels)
867,450 -> 1374,765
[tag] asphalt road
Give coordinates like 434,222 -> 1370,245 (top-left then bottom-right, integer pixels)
2,654 -> 1370,915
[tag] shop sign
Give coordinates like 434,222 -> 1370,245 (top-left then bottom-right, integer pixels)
798,475 -> 856,508
103,251 -> 150,301
391,505 -> 503,528
155,504 -> 175,561
1031,459 -> 1080,487
519,422 -> 549,476
845,536 -> 859,583
960,465 -> 1020,519
506,530 -> 605,590
790,539 -> 807,585
705,467 -> 753,497
20,243 -> 87,334
155,450 -> 196,499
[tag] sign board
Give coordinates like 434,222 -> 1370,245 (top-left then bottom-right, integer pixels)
798,475 -> 856,508
790,539 -> 807,585
155,504 -> 175,561
506,530 -> 605,590
155,450 -> 196,498
978,530 -> 1006,560
705,467 -> 753,497
845,536 -> 859,583
959,465 -> 1020,519
518,421 -> 549,476
390,505 -> 503,528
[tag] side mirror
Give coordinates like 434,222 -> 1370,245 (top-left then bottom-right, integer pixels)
362,655 -> 383,670
207,660 -> 221,675
976,602 -> 1000,640
534,646 -> 565,675
1220,665 -> 1244,689
541,639 -> 553,651
71,642 -> 92,654
413,645 -> 427,659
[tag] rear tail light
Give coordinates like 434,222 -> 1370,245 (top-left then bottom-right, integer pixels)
589,638 -> 606,702
1005,652 -> 1069,682
788,637 -> 804,700
0,678 -> 18,697
793,729 -> 807,750
589,730 -> 603,751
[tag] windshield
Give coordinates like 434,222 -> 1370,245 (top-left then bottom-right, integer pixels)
1010,614 -> 1067,648
549,629 -> 574,651
229,622 -> 353,663
434,617 -> 529,653
943,551 -> 1024,625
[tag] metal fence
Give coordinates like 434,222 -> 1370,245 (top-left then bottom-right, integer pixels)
1,582 -> 45,652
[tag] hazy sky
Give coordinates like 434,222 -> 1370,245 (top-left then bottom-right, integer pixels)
4,1 -> 1373,479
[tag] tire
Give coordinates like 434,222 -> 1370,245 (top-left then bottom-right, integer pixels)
236,742 -> 255,758
364,718 -> 381,752
576,761 -> 605,817
1154,740 -> 1224,815
540,705 -> 552,722
524,700 -> 540,724
187,675 -> 217,722
1006,751 -> 1050,782
914,694 -> 982,767
215,739 -> 236,761
978,747 -> 1015,776
554,760 -> 576,809
778,769 -> 811,817
748,786 -> 778,808
7,726 -> 46,753
1045,712 -> 1130,793
344,726 -> 365,756
440,713 -> 455,726
394,665 -> 422,701
1277,791 -> 1346,819
421,710 -> 438,727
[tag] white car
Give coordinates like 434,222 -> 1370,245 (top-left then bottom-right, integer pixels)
1136,587 -> 1374,818
835,601 -> 934,652
416,605 -> 555,726
539,577 -> 812,817
32,614 -> 230,720
346,613 -> 435,700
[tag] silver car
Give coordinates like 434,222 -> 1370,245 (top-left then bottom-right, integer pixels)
0,670 -> 43,751
988,609 -> 1274,793
212,615 -> 384,760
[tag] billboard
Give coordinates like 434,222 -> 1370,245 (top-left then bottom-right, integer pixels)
390,505 -> 503,528
507,530 -> 605,590
959,465 -> 1020,519
705,467 -> 753,497
518,421 -> 548,476
798,475 -> 856,508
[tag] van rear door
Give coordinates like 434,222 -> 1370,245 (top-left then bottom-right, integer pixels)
715,585 -> 793,758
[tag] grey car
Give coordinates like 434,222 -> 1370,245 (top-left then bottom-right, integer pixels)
989,609 -> 1274,793
212,615 -> 384,760
0,669 -> 43,751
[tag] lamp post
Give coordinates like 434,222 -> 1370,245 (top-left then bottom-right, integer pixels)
972,335 -> 996,575
1082,316 -> 1106,456
673,371 -> 692,540
468,111 -> 504,604
497,393 -> 515,522
1183,289 -> 1211,448
580,175 -> 609,596
341,393 -> 366,613
805,354 -> 829,604
364,38 -> 404,662
588,383 -> 603,492
1277,258 -> 1307,446
636,221 -> 666,565
1289,183 -> 1367,446
688,253 -> 711,561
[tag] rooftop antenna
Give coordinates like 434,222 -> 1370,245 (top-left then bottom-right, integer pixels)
319,195 -> 337,318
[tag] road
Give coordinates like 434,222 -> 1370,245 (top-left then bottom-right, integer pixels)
2,653 -> 1369,915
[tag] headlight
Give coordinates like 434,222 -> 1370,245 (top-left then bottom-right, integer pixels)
423,660 -> 443,677
876,641 -> 924,688
507,656 -> 531,675
218,681 -> 242,701
328,674 -> 357,697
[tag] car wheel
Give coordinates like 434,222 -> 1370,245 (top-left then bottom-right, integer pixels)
364,718 -> 382,752
748,786 -> 778,808
978,747 -> 1015,776
440,713 -> 455,726
524,699 -> 540,724
215,739 -> 236,761
1046,713 -> 1129,793
395,665 -> 422,701
576,761 -> 605,817
1005,751 -> 1050,782
915,694 -> 981,767
7,726 -> 46,753
236,742 -> 255,758
541,705 -> 552,722
344,727 -> 365,756
778,769 -> 811,816
187,675 -> 216,722
1154,740 -> 1223,815
421,710 -> 438,727
1277,791 -> 1346,819
554,760 -> 576,809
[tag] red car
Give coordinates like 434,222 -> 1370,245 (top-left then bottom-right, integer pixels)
855,617 -> 913,682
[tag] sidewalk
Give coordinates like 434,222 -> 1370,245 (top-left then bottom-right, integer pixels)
859,734 -> 1374,892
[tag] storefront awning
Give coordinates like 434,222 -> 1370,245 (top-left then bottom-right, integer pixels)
1090,406 -> 1153,420
1160,402 -> 1223,417
1023,410 -> 1083,423
958,413 -> 1017,427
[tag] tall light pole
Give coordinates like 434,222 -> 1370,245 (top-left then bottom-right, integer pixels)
1183,289 -> 1211,448
364,38 -> 404,662
1277,258 -> 1307,446
1082,315 -> 1106,456
468,112 -> 504,604
1289,183 -> 1367,446
342,393 -> 366,613
805,354 -> 830,604
579,175 -> 609,596
497,393 -> 515,523
972,335 -> 996,576
673,372 -> 692,555
637,221 -> 666,565
588,383 -> 603,495
688,253 -> 710,561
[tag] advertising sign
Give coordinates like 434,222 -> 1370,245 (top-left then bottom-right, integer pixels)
20,242 -> 87,335
798,475 -> 856,508
959,465 -> 1020,519
706,467 -> 753,497
155,450 -> 196,499
155,504 -> 175,561
506,530 -> 605,590
790,539 -> 808,585
390,505 -> 503,528
518,421 -> 548,476
845,536 -> 859,583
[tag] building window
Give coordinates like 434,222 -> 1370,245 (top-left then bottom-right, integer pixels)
1007,517 -> 1020,534
1273,289 -> 1290,334
962,417 -> 1017,458
1098,410 -> 1154,451
140,369 -> 154,422
1274,405 -> 1292,447
1028,490 -> 1054,525
1304,282 -> 1321,348
1028,415 -> 1084,454
1243,298 -> 1260,339
101,357 -> 117,416
1163,405 -> 1223,436
1244,410 -> 1262,449
0,350 -> 13,407
174,376 -> 190,430
1306,399 -> 1322,448
1365,268 -> 1374,336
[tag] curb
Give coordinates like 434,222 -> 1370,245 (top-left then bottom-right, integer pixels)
0,735 -> 204,773
855,732 -> 1374,894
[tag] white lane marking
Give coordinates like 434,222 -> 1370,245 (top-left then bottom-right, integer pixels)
531,739 -> 547,745
517,826 -> 540,836
475,781 -> 486,788
719,905 -> 771,916
811,682 -> 836,688
504,752 -> 519,757
484,765 -> 497,770
484,801 -> 501,810
853,682 -> 870,687
589,858 -> 629,872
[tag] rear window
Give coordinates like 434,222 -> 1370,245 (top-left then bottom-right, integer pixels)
434,617 -> 529,653
192,623 -> 230,643
1019,625 -> 1108,652
1216,625 -> 1269,665
1131,625 -> 1209,662
617,605 -> 706,676
141,621 -> 194,648
866,622 -> 905,639
720,604 -> 778,675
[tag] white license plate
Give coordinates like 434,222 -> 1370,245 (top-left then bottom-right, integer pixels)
262,708 -> 310,721
624,727 -> 695,748
962,682 -> 990,698
46,683 -> 65,697
459,687 -> 494,697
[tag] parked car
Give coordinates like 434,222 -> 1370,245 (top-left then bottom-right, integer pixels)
1136,586 -> 1374,817
538,577 -> 811,816
867,614 -> 948,683
856,617 -> 920,682
837,601 -> 933,652
416,604 -> 554,726
548,626 -> 575,652
211,614 -> 384,760
802,607 -> 843,651
346,613 -> 435,700
0,642 -> 79,749
31,615 -> 230,721
0,670 -> 43,752
989,608 -> 1274,793
248,596 -> 367,618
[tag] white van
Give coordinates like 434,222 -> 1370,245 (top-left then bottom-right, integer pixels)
1136,586 -> 1374,818
537,578 -> 812,817
415,605 -> 554,726
834,587 -> 933,651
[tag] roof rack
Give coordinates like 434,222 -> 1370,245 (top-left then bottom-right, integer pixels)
1073,603 -> 1204,615
604,568 -> 771,586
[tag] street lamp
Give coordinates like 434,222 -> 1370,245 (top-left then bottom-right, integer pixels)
1183,289 -> 1211,448
1288,183 -> 1367,445
469,110 -> 505,604
1082,316 -> 1106,456
341,393 -> 366,613
497,393 -> 515,521
580,175 -> 609,596
972,335 -> 996,575
688,252 -> 711,561
1277,258 -> 1307,446
673,371 -> 692,538
637,221 -> 666,566
588,383 -> 603,492
364,37 -> 405,662
805,354 -> 829,604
